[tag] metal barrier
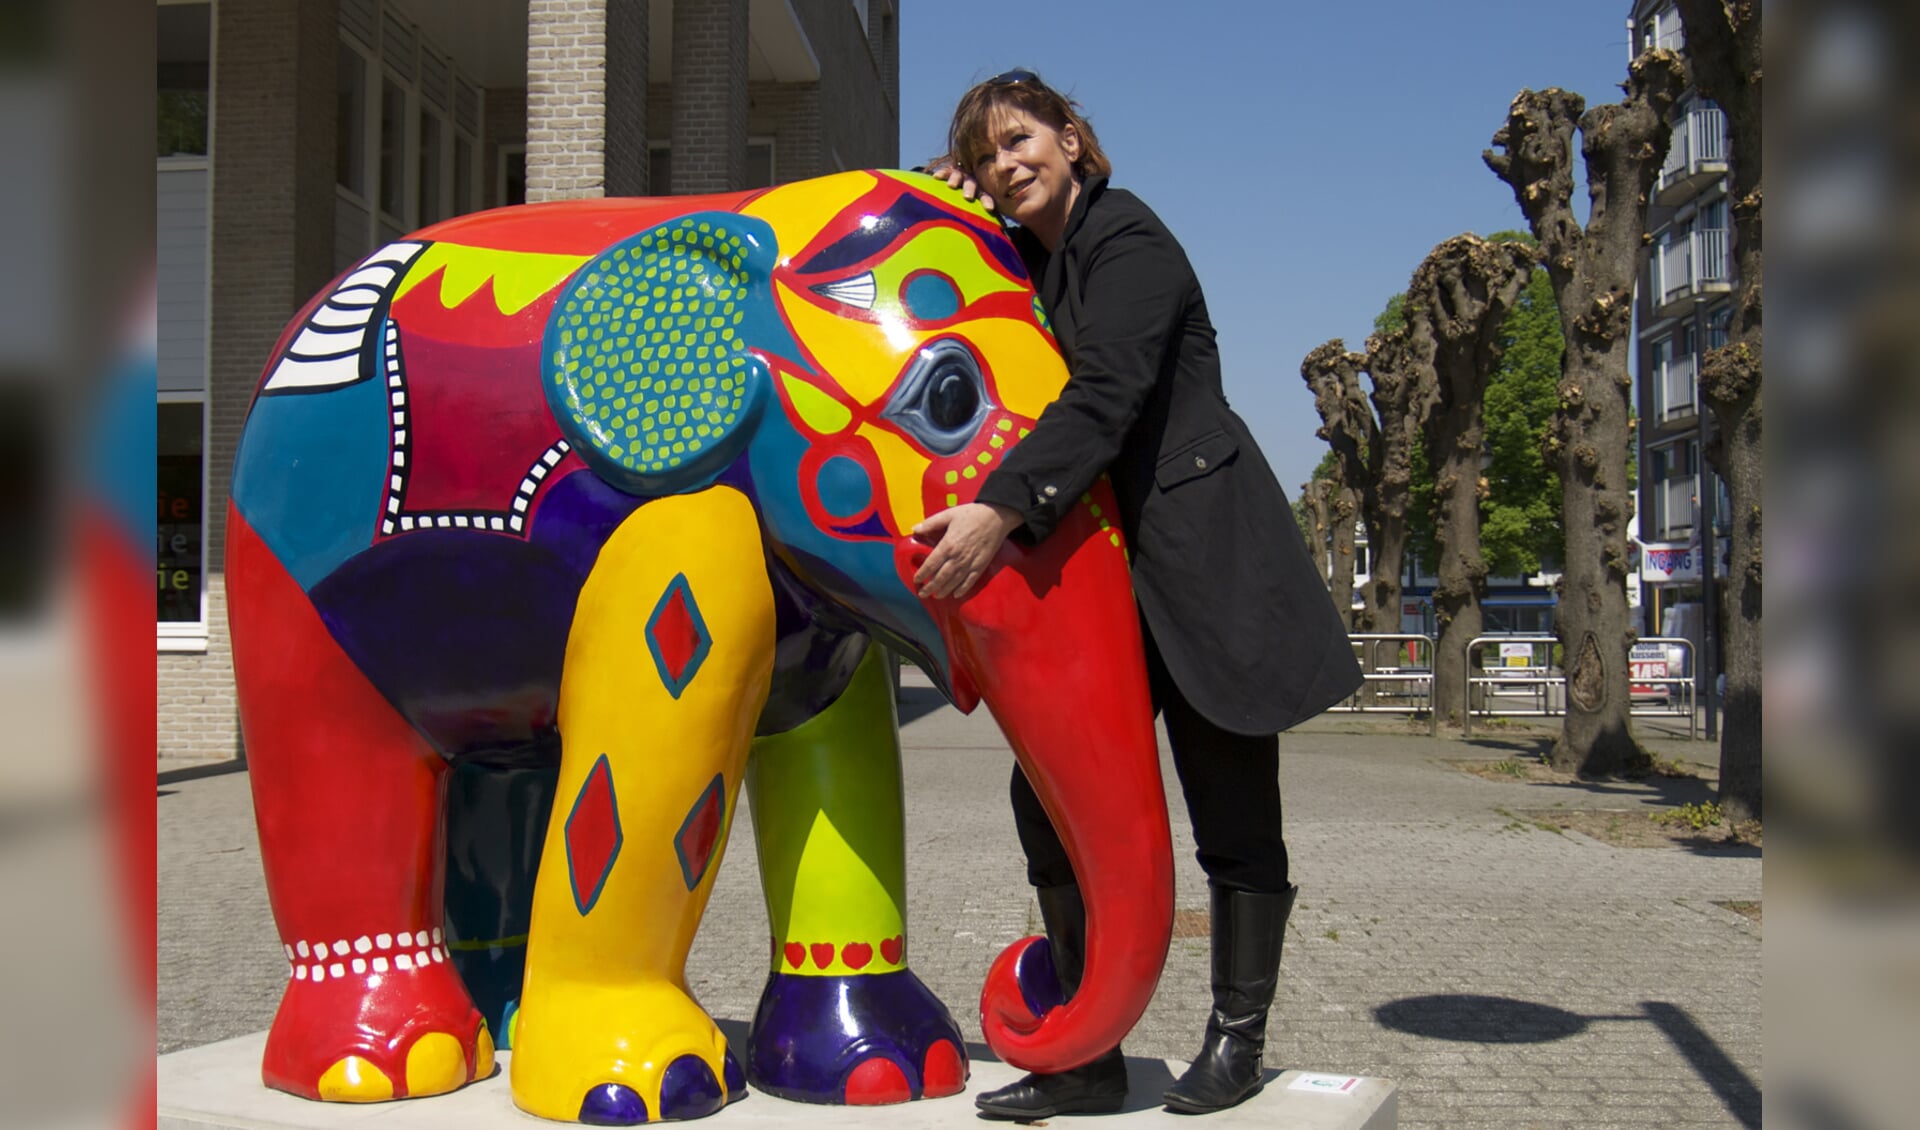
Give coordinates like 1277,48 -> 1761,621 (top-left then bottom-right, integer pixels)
1461,635 -> 1703,740
1462,636 -> 1563,737
1340,634 -> 1438,736
1628,637 -> 1697,740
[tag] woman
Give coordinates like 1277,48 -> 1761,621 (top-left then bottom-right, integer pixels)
915,71 -> 1363,1118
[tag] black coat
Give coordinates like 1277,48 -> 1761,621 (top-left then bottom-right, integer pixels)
977,177 -> 1362,735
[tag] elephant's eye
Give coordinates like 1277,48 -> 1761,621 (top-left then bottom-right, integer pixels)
883,339 -> 993,456
928,368 -> 978,430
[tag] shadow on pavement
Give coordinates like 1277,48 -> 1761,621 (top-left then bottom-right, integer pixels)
896,685 -> 953,728
1642,1001 -> 1761,1128
712,1019 -> 1194,1114
1374,994 -> 1759,1128
1374,994 -> 1587,1043
158,756 -> 248,786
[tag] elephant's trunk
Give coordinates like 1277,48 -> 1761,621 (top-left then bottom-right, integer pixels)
909,490 -> 1173,1073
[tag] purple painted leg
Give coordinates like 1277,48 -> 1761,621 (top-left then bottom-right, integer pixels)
746,970 -> 969,1105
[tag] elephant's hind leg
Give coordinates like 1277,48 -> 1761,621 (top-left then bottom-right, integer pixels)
228,506 -> 491,1102
510,488 -> 775,1125
744,643 -> 969,1105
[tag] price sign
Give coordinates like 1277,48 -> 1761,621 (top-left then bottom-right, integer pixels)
1630,642 -> 1667,695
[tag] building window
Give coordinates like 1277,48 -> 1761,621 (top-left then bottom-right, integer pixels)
454,134 -> 475,215
747,138 -> 776,189
378,73 -> 407,221
648,143 -> 672,194
158,1 -> 211,158
1707,305 -> 1732,350
418,105 -> 445,225
336,4 -> 485,267
646,140 -> 775,195
337,46 -> 369,196
499,143 -> 527,206
158,399 -> 206,633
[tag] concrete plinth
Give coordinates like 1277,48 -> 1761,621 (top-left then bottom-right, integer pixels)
159,1033 -> 1397,1129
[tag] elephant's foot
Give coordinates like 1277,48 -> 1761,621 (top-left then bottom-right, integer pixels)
262,942 -> 493,1102
746,969 -> 968,1105
510,979 -> 745,1124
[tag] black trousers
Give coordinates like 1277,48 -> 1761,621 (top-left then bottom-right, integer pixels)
1010,616 -> 1289,895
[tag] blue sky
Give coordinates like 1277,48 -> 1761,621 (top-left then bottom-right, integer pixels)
899,0 -> 1636,496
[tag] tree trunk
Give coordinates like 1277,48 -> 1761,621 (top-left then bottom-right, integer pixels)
1430,423 -> 1486,725
1302,343 -> 1376,633
1300,477 -> 1332,587
1408,236 -> 1536,723
1328,483 -> 1358,631
1302,336 -> 1431,641
1485,54 -> 1688,775
1361,331 -> 1429,635
1675,0 -> 1762,822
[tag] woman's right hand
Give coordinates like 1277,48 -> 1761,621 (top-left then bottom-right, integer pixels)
924,156 -> 996,213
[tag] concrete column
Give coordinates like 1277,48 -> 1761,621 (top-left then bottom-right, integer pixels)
527,0 -> 650,201
671,0 -> 749,193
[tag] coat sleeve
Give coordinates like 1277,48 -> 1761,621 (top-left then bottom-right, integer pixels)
976,212 -> 1188,543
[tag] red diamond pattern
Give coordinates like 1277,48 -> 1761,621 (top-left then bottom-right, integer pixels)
565,755 -> 622,915
675,775 -> 726,890
652,587 -> 700,685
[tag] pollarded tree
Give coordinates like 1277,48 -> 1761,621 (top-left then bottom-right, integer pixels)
1302,341 -> 1377,632
1484,50 -> 1689,775
1301,337 -> 1428,637
1674,0 -> 1761,821
1290,448 -> 1351,590
1406,235 -> 1538,723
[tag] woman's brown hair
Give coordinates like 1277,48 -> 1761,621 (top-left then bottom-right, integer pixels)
946,70 -> 1112,180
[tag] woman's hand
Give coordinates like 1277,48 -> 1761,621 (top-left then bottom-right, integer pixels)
912,502 -> 1023,599
923,155 -> 996,213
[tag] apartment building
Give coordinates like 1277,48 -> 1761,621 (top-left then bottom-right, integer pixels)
1629,0 -> 1732,641
156,0 -> 900,763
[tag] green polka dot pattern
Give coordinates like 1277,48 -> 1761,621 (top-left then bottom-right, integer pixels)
549,218 -> 756,476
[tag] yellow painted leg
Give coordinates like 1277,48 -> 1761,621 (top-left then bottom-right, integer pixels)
510,487 -> 775,1124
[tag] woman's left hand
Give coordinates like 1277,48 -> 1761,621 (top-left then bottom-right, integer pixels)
912,502 -> 1023,599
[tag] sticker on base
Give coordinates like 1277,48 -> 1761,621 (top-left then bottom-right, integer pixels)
1288,1072 -> 1362,1095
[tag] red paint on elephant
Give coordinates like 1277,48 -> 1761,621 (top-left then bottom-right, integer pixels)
904,483 -> 1172,1074
228,502 -> 490,1097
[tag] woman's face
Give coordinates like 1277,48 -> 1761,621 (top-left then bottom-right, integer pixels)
971,106 -> 1082,244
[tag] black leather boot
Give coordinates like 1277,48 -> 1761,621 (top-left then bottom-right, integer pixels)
1162,883 -> 1298,1114
975,883 -> 1128,1119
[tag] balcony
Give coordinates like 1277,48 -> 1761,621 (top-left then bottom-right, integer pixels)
1648,476 -> 1696,541
1656,106 -> 1729,206
1655,352 -> 1697,426
1654,227 -> 1732,319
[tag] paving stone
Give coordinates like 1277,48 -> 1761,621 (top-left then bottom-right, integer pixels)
158,703 -> 1760,1129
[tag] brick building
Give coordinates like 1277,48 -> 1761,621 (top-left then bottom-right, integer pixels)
156,0 -> 900,763
1627,0 -> 1731,662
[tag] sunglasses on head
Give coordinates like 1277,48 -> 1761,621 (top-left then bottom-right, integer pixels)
988,68 -> 1042,86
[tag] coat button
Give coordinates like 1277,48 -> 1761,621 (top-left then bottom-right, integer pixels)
1044,485 -> 1058,497
1194,456 -> 1208,470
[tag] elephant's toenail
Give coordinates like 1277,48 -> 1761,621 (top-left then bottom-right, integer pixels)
660,1056 -> 725,1121
722,1049 -> 746,1102
843,1057 -> 912,1105
922,1039 -> 968,1097
579,1083 -> 648,1125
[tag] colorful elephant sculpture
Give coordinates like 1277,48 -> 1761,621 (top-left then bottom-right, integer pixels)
227,171 -> 1173,1122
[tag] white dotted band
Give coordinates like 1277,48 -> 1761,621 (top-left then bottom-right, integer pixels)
284,928 -> 450,983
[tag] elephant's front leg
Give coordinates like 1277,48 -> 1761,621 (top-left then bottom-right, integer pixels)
510,488 -> 774,1125
744,643 -> 969,1105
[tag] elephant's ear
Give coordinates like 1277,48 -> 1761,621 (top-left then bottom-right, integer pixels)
542,212 -> 787,497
